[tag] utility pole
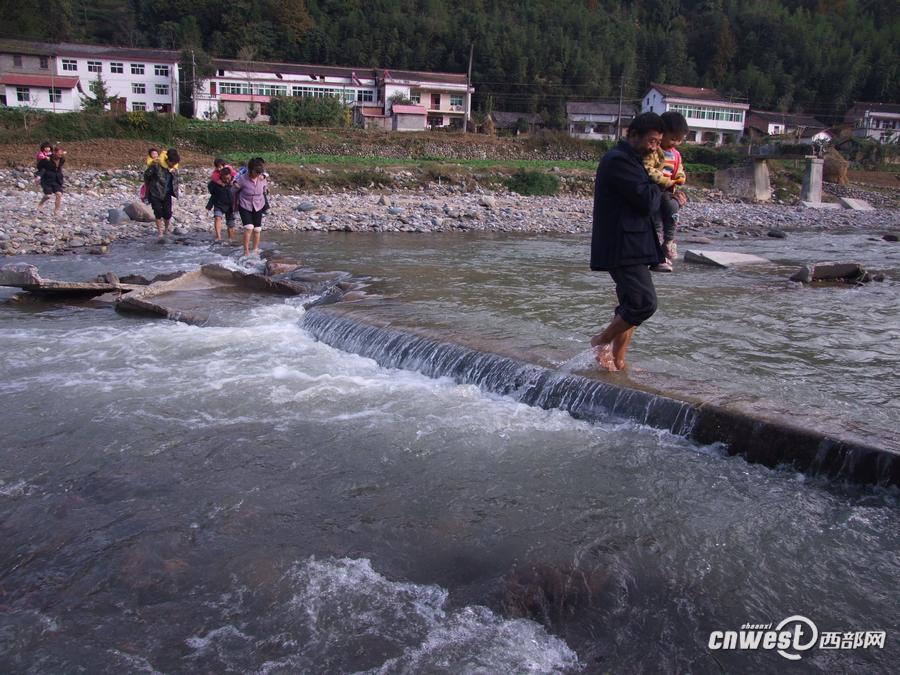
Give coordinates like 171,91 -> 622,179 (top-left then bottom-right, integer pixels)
191,49 -> 197,118
464,43 -> 474,133
616,74 -> 624,139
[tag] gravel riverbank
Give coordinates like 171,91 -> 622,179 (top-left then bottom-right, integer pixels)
1,168 -> 898,256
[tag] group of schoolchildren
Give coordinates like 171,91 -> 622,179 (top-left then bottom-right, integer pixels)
142,148 -> 269,256
31,112 -> 688,264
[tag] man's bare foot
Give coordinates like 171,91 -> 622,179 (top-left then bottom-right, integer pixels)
592,343 -> 618,371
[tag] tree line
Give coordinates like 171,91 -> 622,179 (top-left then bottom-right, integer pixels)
2,0 -> 897,124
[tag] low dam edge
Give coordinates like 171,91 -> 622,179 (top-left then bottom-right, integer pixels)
302,306 -> 899,487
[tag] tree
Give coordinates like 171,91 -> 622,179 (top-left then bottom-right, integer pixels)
83,73 -> 115,112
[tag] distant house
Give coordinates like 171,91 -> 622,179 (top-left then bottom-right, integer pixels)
745,110 -> 831,144
0,38 -> 179,113
195,60 -> 471,129
642,83 -> 748,145
844,102 -> 900,144
566,101 -> 635,140
489,111 -> 544,135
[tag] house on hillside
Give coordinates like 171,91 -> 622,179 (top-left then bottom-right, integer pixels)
195,60 -> 472,130
745,110 -> 831,144
489,111 -> 544,135
0,38 -> 179,113
642,83 -> 748,145
566,101 -> 635,140
844,102 -> 900,143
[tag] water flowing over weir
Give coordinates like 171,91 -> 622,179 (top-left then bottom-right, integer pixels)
303,307 -> 900,486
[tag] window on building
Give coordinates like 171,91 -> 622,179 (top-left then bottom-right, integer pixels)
155,65 -> 169,77
427,115 -> 443,127
132,83 -> 145,95
49,87 -> 62,103
155,84 -> 169,96
131,63 -> 144,75
217,69 -> 225,76
132,102 -> 146,111
110,62 -> 124,74
259,102 -> 270,116
409,90 -> 421,104
87,61 -> 102,73
450,94 -> 463,108
669,103 -> 743,124
13,54 -> 22,67
40,56 -> 50,69
431,93 -> 441,108
16,87 -> 30,102
62,59 -> 77,71
358,90 -> 374,102
220,81 -> 251,95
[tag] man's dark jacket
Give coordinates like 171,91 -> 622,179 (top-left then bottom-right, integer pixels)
590,140 -> 663,271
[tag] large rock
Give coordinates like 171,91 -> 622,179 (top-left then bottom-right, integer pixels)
838,197 -> 874,211
790,262 -> 866,284
0,262 -> 122,297
823,148 -> 849,185
683,250 -> 771,268
124,201 -> 156,222
107,208 -> 126,224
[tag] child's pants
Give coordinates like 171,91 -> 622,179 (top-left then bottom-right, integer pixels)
655,192 -> 680,243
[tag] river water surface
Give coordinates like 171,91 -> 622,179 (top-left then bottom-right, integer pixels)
0,232 -> 898,673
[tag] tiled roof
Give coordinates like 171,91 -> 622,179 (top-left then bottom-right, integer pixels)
210,60 -> 469,87
392,104 -> 427,115
845,101 -> 900,118
748,110 -> 826,130
1,73 -> 79,88
566,101 -> 635,117
649,82 -> 729,103
0,38 -> 179,62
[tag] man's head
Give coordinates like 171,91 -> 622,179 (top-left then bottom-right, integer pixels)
214,157 -> 227,169
219,167 -> 233,184
626,113 -> 665,156
660,111 -> 689,150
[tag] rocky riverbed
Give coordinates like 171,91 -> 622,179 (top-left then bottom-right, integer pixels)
1,168 -> 898,256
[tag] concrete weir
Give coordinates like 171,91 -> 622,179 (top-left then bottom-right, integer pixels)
303,307 -> 899,487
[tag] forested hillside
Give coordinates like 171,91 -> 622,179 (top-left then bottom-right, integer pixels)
2,0 -> 897,122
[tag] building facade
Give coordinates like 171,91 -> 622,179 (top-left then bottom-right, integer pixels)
642,83 -> 748,145
194,60 -> 472,130
745,110 -> 831,144
566,102 -> 635,140
844,102 -> 900,143
0,39 -> 179,113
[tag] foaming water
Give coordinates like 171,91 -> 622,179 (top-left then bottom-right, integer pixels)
1,241 -> 899,672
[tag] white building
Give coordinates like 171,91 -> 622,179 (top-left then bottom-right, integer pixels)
0,39 -> 179,113
194,59 -> 472,130
566,101 -> 635,140
844,102 -> 900,144
641,83 -> 748,145
745,110 -> 831,144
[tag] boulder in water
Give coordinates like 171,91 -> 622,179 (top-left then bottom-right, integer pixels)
789,262 -> 867,284
124,201 -> 156,223
107,208 -> 126,225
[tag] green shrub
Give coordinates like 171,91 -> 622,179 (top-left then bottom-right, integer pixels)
268,95 -> 346,127
506,169 -> 560,195
178,120 -> 283,152
679,144 -> 741,169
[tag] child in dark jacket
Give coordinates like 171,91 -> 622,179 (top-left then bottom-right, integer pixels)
206,167 -> 236,241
